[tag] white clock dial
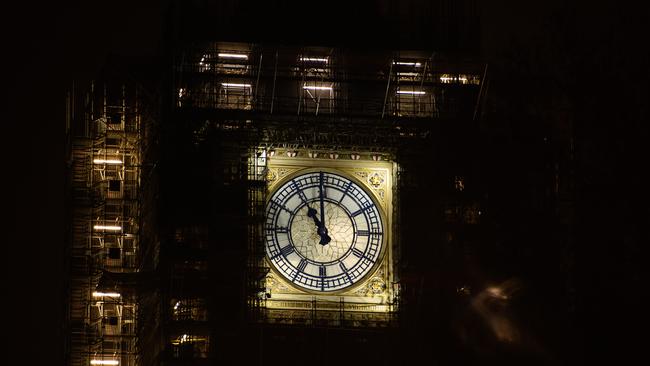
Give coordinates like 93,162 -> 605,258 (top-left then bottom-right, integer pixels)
265,170 -> 385,292
291,202 -> 354,263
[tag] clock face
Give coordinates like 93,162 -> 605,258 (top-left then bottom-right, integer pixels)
265,170 -> 385,292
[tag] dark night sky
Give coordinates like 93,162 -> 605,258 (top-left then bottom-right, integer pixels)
7,1 -> 646,364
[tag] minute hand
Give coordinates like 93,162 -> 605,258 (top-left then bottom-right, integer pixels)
319,172 -> 326,228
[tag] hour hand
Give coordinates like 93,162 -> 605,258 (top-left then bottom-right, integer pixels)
317,224 -> 331,245
307,207 -> 331,245
307,207 -> 321,227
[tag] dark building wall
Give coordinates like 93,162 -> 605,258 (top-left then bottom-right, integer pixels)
170,0 -> 480,54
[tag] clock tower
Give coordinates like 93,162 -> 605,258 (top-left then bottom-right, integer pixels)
64,1 -> 488,365
150,37 -> 483,364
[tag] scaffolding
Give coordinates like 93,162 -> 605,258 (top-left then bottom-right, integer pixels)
67,81 -> 148,366
125,40 -> 486,364
247,147 -> 269,323
173,43 -> 483,152
174,43 -> 452,335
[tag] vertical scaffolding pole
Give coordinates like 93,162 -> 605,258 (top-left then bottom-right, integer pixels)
381,62 -> 393,119
270,50 -> 278,114
254,53 -> 263,107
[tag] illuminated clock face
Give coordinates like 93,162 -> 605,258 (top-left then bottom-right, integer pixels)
265,171 -> 385,292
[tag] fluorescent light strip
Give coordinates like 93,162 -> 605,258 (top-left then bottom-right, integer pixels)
90,361 -> 119,366
440,76 -> 469,82
218,53 -> 248,59
303,86 -> 333,90
221,83 -> 252,88
219,64 -> 247,68
94,225 -> 122,231
397,90 -> 426,95
92,291 -> 121,298
93,159 -> 123,164
300,57 -> 328,63
394,61 -> 422,67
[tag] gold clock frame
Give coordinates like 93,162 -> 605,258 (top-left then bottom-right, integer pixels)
261,154 -> 397,323
264,167 -> 388,296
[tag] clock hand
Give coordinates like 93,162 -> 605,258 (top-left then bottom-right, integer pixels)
307,206 -> 331,245
317,172 -> 331,245
318,227 -> 331,245
307,207 -> 320,226
319,171 -> 326,230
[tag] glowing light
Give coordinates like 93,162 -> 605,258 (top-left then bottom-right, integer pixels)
93,159 -> 123,164
396,90 -> 426,95
221,83 -> 252,88
218,53 -> 248,59
171,334 -> 208,345
303,85 -> 333,90
300,57 -> 328,63
92,291 -> 121,298
94,225 -> 122,231
90,361 -> 119,365
440,76 -> 469,83
267,149 -> 276,157
350,153 -> 360,160
174,301 -> 181,310
487,286 -> 508,299
394,61 -> 422,67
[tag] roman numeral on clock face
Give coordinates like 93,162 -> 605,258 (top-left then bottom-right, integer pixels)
270,200 -> 293,214
280,245 -> 294,257
296,259 -> 307,272
291,181 -> 308,203
338,181 -> 352,203
356,230 -> 382,237
339,261 -> 348,271
351,205 -> 371,217
352,248 -> 365,258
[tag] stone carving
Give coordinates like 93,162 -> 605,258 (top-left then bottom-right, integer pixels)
368,172 -> 384,188
266,169 -> 277,182
369,277 -> 386,294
